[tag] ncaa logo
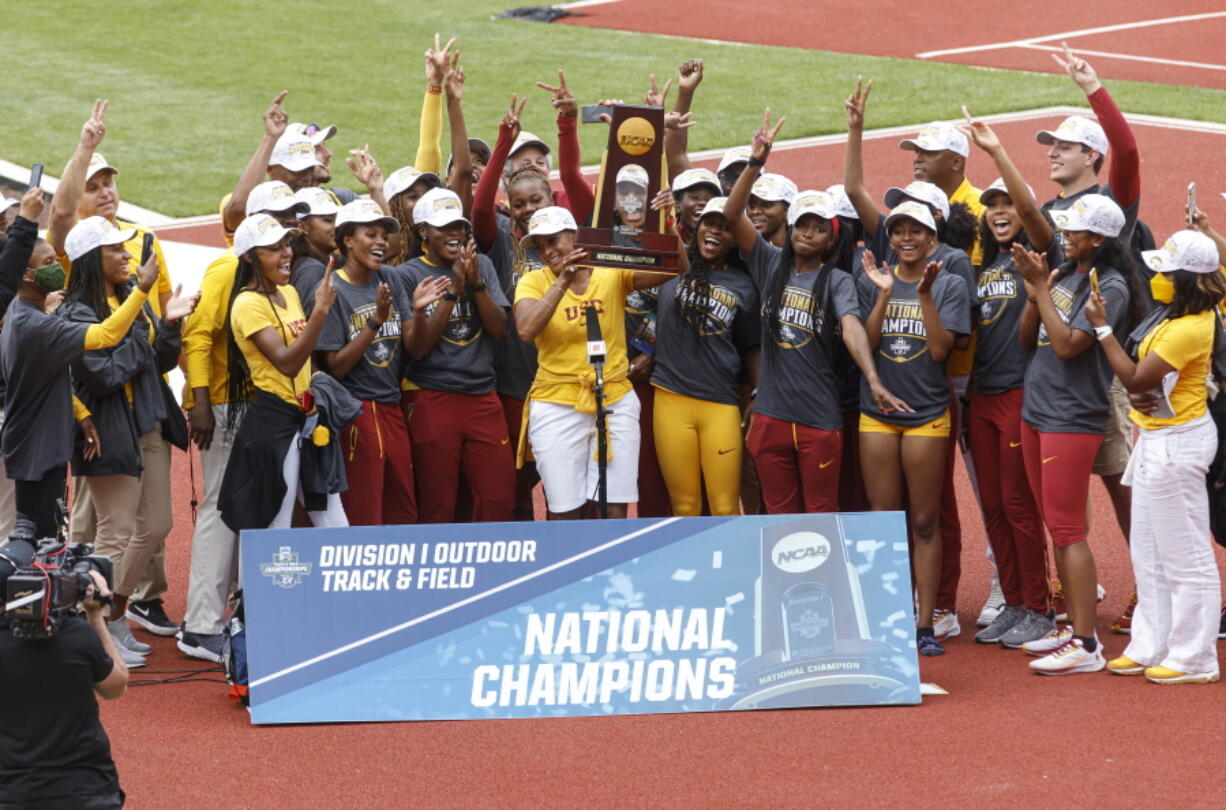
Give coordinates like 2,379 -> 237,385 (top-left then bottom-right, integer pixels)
771,531 -> 832,574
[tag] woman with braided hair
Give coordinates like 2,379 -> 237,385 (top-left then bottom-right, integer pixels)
721,112 -> 910,514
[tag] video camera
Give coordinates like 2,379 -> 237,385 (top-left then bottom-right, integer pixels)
0,506 -> 113,640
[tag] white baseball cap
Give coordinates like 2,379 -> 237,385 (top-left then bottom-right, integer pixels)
697,196 -> 730,221
616,164 -> 649,188
672,168 -> 721,195
1142,230 -> 1220,275
825,184 -> 859,220
294,186 -> 340,218
1050,193 -> 1125,238
447,137 -> 493,174
269,134 -> 322,172
510,131 -> 551,158
787,190 -> 838,227
64,216 -> 136,262
246,181 -> 308,217
978,177 -> 1035,206
233,213 -> 299,258
751,173 -> 798,205
521,206 -> 578,245
287,122 -> 337,145
85,153 -> 117,181
335,199 -> 400,233
899,122 -> 969,158
883,200 -> 938,234
884,181 -> 950,220
1036,116 -> 1109,157
413,188 -> 468,230
717,146 -> 753,175
383,166 -> 442,202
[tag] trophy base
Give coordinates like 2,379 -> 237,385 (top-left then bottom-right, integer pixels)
725,640 -> 915,709
576,227 -> 681,273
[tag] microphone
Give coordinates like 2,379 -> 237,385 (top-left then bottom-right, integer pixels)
585,305 -> 606,365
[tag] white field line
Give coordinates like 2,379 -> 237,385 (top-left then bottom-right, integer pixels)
0,158 -> 172,225
556,0 -> 623,8
916,11 -> 1226,59
1018,43 -> 1226,73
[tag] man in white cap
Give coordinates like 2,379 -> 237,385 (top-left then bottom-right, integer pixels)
1038,46 -> 1148,632
900,121 -> 984,239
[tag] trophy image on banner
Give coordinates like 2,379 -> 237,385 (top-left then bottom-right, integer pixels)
726,515 -> 910,709
575,104 -> 682,273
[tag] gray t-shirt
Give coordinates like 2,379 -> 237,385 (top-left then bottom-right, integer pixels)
316,268 -> 413,404
1021,266 -> 1130,434
651,268 -> 760,406
857,270 -> 970,426
972,251 -> 1033,395
487,214 -> 543,400
0,299 -> 89,480
398,255 -> 509,395
868,221 -> 979,315
745,237 -> 858,430
291,256 -> 328,317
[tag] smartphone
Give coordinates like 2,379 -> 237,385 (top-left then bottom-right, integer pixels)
580,104 -> 613,124
140,232 -> 154,266
1187,182 -> 1197,228
1089,267 -> 1100,296
28,163 -> 44,191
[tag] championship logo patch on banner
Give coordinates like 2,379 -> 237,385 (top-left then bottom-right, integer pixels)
240,514 -> 919,724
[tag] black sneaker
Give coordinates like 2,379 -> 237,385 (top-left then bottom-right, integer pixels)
177,630 -> 227,664
1219,606 -> 1226,639
126,599 -> 179,637
917,631 -> 945,657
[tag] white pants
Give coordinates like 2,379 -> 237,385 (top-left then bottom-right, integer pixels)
1122,415 -> 1220,675
528,390 -> 641,513
269,434 -> 348,529
183,405 -> 239,636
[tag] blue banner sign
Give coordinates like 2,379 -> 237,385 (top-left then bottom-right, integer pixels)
241,513 -> 919,724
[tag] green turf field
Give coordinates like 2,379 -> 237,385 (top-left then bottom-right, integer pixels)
3,0 -> 1222,216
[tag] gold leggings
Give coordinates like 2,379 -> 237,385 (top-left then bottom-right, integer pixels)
652,386 -> 743,516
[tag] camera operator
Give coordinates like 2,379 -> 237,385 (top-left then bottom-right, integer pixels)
0,568 -> 128,809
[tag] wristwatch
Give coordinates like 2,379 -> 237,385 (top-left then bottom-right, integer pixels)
442,291 -> 459,302
366,315 -> 384,333
1093,325 -> 1113,341
470,283 -> 487,293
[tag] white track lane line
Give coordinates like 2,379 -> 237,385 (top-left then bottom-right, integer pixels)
915,11 -> 1226,59
1019,43 -> 1226,73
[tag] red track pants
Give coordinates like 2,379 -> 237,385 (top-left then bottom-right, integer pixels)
746,413 -> 842,514
340,399 -> 417,526
1020,421 -> 1103,549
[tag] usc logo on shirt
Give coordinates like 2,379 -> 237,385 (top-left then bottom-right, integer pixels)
564,300 -> 604,322
285,317 -> 307,339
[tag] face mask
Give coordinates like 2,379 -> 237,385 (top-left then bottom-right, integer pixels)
1149,273 -> 1175,304
32,262 -> 66,293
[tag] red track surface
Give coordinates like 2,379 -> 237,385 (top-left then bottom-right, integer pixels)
560,0 -> 1226,89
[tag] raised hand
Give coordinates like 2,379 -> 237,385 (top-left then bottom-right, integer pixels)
1083,290 -> 1108,328
315,260 -> 337,314
443,51 -> 465,100
844,76 -> 872,130
751,107 -> 787,163
459,240 -> 481,285
136,250 -> 159,293
958,105 -> 1001,154
18,186 -> 44,222
677,58 -> 704,94
550,248 -> 588,287
664,111 -> 695,133
595,99 -> 626,125
346,146 -> 382,191
536,69 -> 577,117
650,187 -> 675,213
264,90 -> 289,138
1011,242 -> 1051,289
375,282 -> 392,323
164,283 -> 201,323
413,275 -> 451,310
644,73 -> 672,108
502,94 -> 527,140
1188,206 -> 1211,234
80,99 -> 108,150
1052,41 -> 1101,94
425,33 -> 457,87
862,249 -> 894,294
917,260 -> 943,295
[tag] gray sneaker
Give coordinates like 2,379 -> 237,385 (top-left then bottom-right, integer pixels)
108,634 -> 147,669
108,617 -> 151,654
999,610 -> 1056,649
975,604 -> 1026,644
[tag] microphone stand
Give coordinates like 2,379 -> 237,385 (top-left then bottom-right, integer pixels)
585,305 -> 608,519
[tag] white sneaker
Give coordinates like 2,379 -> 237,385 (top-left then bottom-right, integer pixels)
933,609 -> 961,641
1097,583 -> 1107,602
977,579 -> 1006,627
1028,637 -> 1106,675
1021,624 -> 1073,656
108,617 -> 151,655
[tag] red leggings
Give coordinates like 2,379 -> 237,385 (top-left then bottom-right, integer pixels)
340,400 -> 417,526
498,394 -> 541,522
410,390 -> 516,523
969,390 -> 1048,612
936,391 -> 962,612
746,413 -> 842,514
1020,422 -> 1103,549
